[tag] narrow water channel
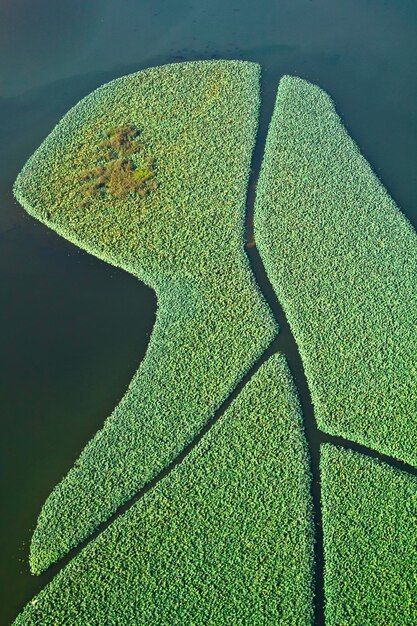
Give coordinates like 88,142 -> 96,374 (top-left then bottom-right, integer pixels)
244,71 -> 325,625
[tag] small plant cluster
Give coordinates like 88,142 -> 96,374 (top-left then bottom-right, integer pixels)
78,126 -> 157,204
13,356 -> 314,625
321,444 -> 417,625
255,75 -> 417,467
14,61 -> 277,577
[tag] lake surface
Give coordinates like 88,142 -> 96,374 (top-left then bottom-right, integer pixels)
1,0 -> 416,623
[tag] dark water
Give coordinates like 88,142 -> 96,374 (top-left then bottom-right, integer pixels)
0,1 -> 416,623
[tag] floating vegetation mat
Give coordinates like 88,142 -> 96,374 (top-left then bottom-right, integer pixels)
14,60 -> 277,573
254,75 -> 417,467
14,62 -> 417,623
13,355 -> 314,625
321,444 -> 417,625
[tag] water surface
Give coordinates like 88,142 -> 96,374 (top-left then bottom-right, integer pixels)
0,1 -> 416,623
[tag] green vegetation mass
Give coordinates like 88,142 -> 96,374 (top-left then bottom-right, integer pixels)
254,75 -> 417,467
321,444 -> 417,625
13,355 -> 314,626
14,60 -> 277,574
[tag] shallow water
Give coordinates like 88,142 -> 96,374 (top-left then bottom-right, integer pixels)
0,0 -> 416,623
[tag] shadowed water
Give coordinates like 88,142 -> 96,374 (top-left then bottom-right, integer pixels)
0,0 -> 416,623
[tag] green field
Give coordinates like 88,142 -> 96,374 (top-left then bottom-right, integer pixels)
321,444 -> 417,625
13,355 -> 314,625
254,75 -> 417,467
14,60 -> 277,574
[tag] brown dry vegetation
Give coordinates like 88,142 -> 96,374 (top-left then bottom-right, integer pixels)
78,125 -> 157,204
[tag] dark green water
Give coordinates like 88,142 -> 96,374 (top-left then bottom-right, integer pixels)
0,1 -> 416,623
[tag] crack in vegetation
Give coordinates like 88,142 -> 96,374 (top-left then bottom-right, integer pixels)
319,432 -> 417,478
244,72 -> 325,625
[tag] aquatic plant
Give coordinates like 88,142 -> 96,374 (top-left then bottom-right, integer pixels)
77,125 -> 157,204
254,75 -> 417,467
14,62 -> 417,624
321,444 -> 417,625
14,60 -> 277,574
12,355 -> 314,626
